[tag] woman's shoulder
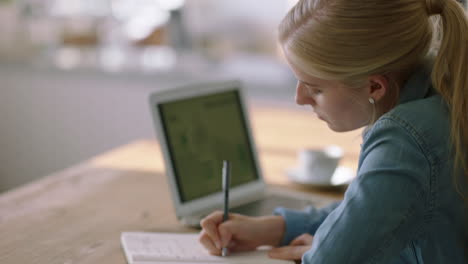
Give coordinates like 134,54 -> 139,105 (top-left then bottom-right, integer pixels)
387,93 -> 449,127
365,94 -> 451,163
385,94 -> 449,139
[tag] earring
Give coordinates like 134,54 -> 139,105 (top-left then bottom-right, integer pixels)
369,98 -> 375,104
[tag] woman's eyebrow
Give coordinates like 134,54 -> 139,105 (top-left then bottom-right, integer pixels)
299,80 -> 319,87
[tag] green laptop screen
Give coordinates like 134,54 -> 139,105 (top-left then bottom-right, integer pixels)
158,89 -> 259,202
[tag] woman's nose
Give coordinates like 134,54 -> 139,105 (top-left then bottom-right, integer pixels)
295,82 -> 315,106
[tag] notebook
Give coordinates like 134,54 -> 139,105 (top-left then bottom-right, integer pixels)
120,232 -> 292,264
148,80 -> 327,227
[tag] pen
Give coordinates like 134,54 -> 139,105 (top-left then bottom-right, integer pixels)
221,160 -> 231,257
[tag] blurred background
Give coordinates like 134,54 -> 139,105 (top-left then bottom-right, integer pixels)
0,0 -> 302,193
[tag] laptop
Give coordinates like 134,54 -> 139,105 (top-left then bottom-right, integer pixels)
148,80 -> 327,227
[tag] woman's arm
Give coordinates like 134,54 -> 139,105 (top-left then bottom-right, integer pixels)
303,118 -> 430,263
273,201 -> 342,246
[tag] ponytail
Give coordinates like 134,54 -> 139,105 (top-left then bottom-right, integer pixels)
429,0 -> 468,197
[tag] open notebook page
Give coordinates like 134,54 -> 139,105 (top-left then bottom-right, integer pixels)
121,232 -> 292,264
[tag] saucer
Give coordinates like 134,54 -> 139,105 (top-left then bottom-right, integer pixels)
286,166 -> 356,188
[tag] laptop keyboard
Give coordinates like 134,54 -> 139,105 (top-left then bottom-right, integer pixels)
231,194 -> 316,216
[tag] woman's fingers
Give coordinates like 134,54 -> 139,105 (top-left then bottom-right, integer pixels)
268,245 -> 311,261
290,233 -> 314,246
198,230 -> 221,255
268,233 -> 313,261
199,212 -> 272,254
199,211 -> 224,249
218,222 -> 233,248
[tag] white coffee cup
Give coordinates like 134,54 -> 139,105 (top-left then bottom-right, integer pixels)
294,145 -> 343,184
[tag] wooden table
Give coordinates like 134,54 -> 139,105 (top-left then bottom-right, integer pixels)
0,104 -> 362,264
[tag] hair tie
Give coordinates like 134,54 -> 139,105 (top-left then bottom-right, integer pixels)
426,0 -> 444,16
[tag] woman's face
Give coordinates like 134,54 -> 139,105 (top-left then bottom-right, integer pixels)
286,57 -> 373,132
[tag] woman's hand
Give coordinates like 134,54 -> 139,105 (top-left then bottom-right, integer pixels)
268,233 -> 314,262
198,211 -> 285,255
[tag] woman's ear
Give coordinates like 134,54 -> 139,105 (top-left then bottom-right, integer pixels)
367,75 -> 389,102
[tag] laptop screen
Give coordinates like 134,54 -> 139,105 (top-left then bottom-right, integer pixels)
158,89 -> 259,203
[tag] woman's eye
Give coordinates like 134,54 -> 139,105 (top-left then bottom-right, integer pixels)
299,81 -> 322,96
307,87 -> 322,95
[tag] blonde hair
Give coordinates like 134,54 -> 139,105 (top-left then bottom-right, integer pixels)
279,0 -> 468,196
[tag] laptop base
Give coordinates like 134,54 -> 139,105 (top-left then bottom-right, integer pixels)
181,189 -> 337,228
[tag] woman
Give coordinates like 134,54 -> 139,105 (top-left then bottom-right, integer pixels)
198,0 -> 468,263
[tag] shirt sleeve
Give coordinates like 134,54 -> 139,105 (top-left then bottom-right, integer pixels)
273,201 -> 341,246
303,118 -> 430,263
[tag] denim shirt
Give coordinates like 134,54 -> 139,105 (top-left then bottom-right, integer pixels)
274,68 -> 467,264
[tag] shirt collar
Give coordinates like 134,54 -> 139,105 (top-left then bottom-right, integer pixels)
362,67 -> 434,140
398,66 -> 433,104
